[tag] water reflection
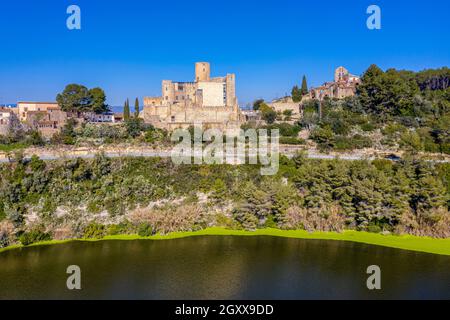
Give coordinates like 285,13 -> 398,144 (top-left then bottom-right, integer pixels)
0,236 -> 449,299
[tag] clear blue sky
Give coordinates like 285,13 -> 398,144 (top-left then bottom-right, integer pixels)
0,0 -> 449,107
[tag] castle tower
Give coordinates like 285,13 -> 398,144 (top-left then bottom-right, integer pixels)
195,62 -> 210,82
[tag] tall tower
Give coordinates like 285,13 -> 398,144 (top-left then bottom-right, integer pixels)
195,62 -> 210,82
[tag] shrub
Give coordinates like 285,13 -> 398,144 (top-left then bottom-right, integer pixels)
265,123 -> 301,137
107,222 -> 132,235
137,223 -> 153,237
334,135 -> 372,151
19,229 -> 52,246
130,204 -> 207,235
83,223 -> 106,239
0,222 -> 14,248
279,137 -> 306,145
360,122 -> 376,132
400,130 -> 423,152
367,224 -> 382,234
310,126 -> 334,151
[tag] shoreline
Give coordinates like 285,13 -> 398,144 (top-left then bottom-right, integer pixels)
1,228 -> 450,256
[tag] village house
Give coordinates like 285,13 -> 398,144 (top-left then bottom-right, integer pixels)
17,102 -> 60,122
14,100 -> 125,138
84,111 -> 118,123
16,102 -> 67,138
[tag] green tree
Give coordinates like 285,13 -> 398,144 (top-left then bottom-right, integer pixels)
126,118 -> 144,138
83,223 -> 106,239
282,110 -> 293,121
291,85 -> 302,102
301,75 -> 308,95
259,103 -> 277,124
56,84 -> 92,112
357,65 -> 419,117
137,223 -> 153,237
233,181 -> 272,230
211,179 -> 227,204
124,99 -> 130,121
310,126 -> 335,151
253,99 -> 265,111
89,87 -> 108,113
134,98 -> 140,118
400,130 -> 423,153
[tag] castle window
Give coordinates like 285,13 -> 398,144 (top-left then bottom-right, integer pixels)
171,116 -> 175,122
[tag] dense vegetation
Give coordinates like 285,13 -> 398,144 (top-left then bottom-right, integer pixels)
0,118 -> 170,151
302,66 -> 450,153
0,154 -> 448,248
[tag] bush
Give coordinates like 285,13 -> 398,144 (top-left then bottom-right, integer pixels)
279,136 -> 306,145
125,118 -> 146,138
334,135 -> 372,151
26,130 -> 45,146
83,223 -> 106,239
400,130 -> 423,152
360,122 -> 376,132
264,123 -> 301,137
367,225 -> 382,234
310,126 -> 334,151
107,222 -> 132,235
137,223 -> 153,237
0,222 -> 14,248
259,103 -> 277,124
19,229 -> 52,246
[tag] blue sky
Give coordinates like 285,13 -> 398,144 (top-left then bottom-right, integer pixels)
0,0 -> 449,106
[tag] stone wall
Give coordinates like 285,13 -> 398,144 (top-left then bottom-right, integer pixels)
268,102 -> 302,119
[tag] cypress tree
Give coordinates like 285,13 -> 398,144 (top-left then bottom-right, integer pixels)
301,75 -> 308,95
124,99 -> 130,121
134,98 -> 140,118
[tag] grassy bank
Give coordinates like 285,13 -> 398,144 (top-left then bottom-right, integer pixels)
1,228 -> 450,256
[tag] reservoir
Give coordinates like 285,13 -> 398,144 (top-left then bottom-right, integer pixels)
0,236 -> 449,299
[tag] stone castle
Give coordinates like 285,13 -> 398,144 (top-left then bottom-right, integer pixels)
143,62 -> 243,131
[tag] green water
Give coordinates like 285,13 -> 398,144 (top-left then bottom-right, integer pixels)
0,236 -> 449,299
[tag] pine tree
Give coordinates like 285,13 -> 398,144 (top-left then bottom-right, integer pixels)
124,99 -> 130,121
211,179 -> 227,204
301,75 -> 308,95
134,98 -> 140,118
